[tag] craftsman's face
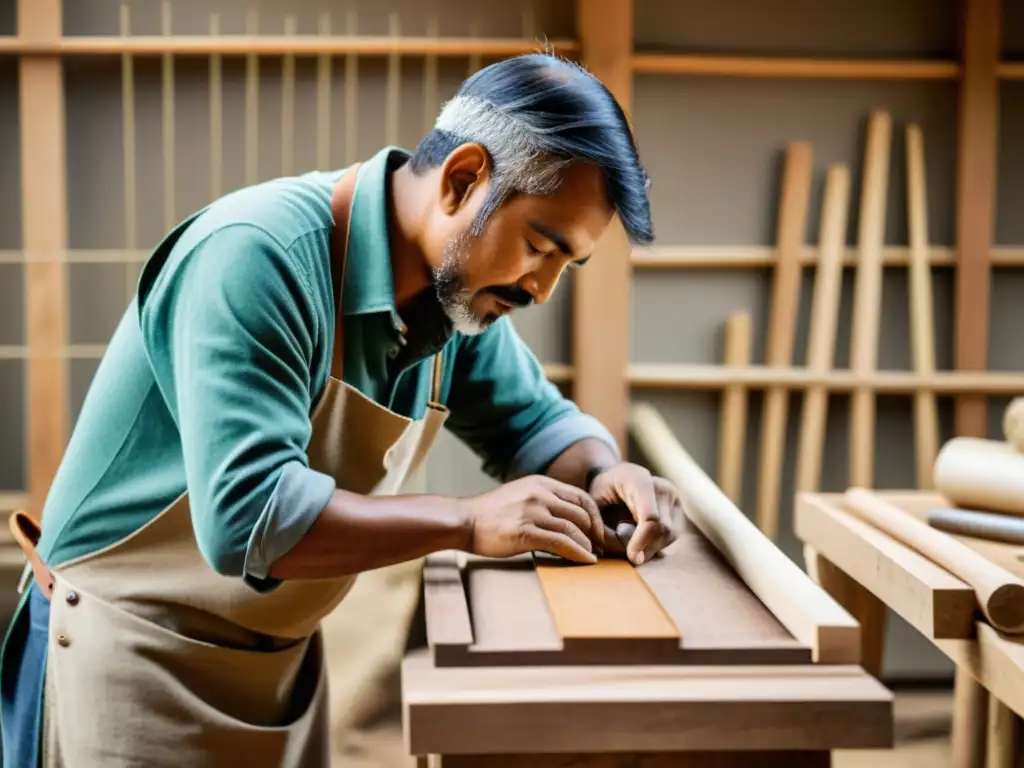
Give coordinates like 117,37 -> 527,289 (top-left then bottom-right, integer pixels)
426,144 -> 614,335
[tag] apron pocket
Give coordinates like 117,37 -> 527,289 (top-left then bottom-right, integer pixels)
44,574 -> 328,768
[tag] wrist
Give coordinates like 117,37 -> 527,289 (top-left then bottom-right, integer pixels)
446,496 -> 476,553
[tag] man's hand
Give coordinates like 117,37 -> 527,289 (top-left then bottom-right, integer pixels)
461,476 -> 605,563
588,463 -> 683,565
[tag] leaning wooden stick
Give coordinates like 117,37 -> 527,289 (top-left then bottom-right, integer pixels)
795,163 -> 850,494
717,311 -> 751,503
843,487 -> 1024,634
906,124 -> 940,489
632,403 -> 860,663
756,142 -> 813,539
849,112 -> 892,488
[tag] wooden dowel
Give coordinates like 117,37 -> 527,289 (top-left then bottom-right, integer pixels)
161,1 -> 174,231
0,35 -> 579,57
423,16 -> 439,135
281,15 -> 296,177
849,111 -> 892,489
344,9 -> 358,166
906,125 -> 940,489
632,53 -> 959,80
209,14 -> 223,200
717,312 -> 751,503
933,437 -> 1024,516
756,142 -> 812,539
842,487 -> 1024,634
795,164 -> 850,495
245,10 -> 259,186
120,4 -> 137,306
631,244 -> 1024,269
1004,398 -> 1024,452
386,13 -> 400,147
316,14 -> 332,169
630,403 -> 860,663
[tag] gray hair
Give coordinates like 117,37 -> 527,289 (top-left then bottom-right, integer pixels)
433,94 -> 572,234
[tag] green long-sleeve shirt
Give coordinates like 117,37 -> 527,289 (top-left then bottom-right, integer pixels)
34,146 -> 618,591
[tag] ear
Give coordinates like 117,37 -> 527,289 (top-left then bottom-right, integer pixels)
438,143 -> 490,216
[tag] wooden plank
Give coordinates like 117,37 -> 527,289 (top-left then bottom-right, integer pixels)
794,493 -> 976,639
573,0 -> 633,452
19,0 -> 67,519
423,552 -> 474,663
403,649 -> 894,756
534,557 -> 679,641
630,404 -> 860,664
632,53 -> 958,79
954,0 -> 1001,438
756,142 -> 812,540
435,752 -> 831,768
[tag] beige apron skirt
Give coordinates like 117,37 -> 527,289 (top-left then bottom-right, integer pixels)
10,162 -> 449,767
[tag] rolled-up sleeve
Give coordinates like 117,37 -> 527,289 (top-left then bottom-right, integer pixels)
138,224 -> 334,589
445,317 -> 620,482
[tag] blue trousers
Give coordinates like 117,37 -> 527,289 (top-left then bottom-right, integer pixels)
1,583 -> 49,768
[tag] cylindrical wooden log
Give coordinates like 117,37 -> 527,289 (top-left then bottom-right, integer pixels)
928,507 -> 1024,545
934,437 -> 1024,516
843,488 -> 1024,634
1003,397 -> 1024,452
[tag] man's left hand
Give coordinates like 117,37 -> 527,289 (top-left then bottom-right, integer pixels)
588,463 -> 683,565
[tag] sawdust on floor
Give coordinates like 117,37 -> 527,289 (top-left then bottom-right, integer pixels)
333,688 -> 953,767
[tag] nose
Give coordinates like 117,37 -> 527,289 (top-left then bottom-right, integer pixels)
520,262 -> 565,306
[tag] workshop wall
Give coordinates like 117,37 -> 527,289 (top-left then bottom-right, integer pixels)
1,0 -> 1021,680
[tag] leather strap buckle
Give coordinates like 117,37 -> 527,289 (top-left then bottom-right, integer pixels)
9,510 -> 53,600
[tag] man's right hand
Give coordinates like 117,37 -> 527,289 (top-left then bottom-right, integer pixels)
460,475 -> 604,563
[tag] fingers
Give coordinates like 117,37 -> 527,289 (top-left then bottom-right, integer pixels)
525,526 -> 597,564
541,478 -> 605,549
532,499 -> 595,555
621,469 -> 663,564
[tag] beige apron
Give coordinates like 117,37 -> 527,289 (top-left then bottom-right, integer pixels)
10,162 -> 449,767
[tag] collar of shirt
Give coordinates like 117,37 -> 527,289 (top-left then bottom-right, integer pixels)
341,146 -> 454,367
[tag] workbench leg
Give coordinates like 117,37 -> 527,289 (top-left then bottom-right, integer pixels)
951,667 -> 988,768
431,751 -> 831,766
803,545 -> 886,676
985,695 -> 1017,768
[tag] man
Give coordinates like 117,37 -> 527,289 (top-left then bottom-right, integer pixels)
0,52 -> 682,767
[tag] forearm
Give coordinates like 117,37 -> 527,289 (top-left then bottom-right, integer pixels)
267,490 -> 471,580
544,437 -> 619,491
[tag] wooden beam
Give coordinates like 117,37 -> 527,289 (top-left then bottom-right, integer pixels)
18,0 -> 67,518
633,53 -> 959,80
954,0 -> 1001,437
573,0 -> 634,452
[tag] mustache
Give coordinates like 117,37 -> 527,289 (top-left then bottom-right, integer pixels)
483,284 -> 534,308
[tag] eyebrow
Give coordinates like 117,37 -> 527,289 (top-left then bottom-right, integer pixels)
529,220 -> 590,264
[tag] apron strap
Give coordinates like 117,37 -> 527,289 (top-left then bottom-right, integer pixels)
9,510 -> 54,600
430,350 -> 444,405
329,164 -> 363,381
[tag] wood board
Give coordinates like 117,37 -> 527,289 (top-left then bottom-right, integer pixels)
424,517 -> 811,667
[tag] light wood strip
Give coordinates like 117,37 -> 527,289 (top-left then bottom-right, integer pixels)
0,35 -> 579,57
633,53 -> 959,79
906,124 -> 940,488
951,666 -> 989,768
0,493 -> 28,513
281,15 -> 296,176
422,552 -> 474,657
955,0 -> 1001,438
573,0 -> 633,452
467,21 -> 482,75
756,142 -> 812,540
534,558 -> 679,640
344,9 -> 358,166
986,696 -> 1017,768
18,0 -> 67,519
316,14 -> 331,169
245,10 -> 259,185
630,404 -> 860,664
209,14 -> 222,200
631,244 -> 1024,268
795,164 -> 850,495
161,1 -> 175,231
717,311 -> 751,502
120,4 -> 138,306
849,111 -> 891,488
386,14 -> 400,147
423,17 -> 439,135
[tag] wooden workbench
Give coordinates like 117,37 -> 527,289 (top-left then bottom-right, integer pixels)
796,490 -> 1024,766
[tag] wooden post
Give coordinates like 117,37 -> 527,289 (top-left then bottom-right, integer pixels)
954,0 -> 1000,438
573,0 -> 634,452
18,0 -> 68,518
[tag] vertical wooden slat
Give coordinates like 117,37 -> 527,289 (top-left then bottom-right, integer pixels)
316,13 -> 332,169
423,16 -> 439,135
386,13 -> 401,147
245,9 -> 260,185
954,0 -> 1001,438
574,0 -> 634,452
467,20 -> 482,76
209,13 -> 223,201
344,9 -> 359,166
161,1 -> 175,231
281,15 -> 296,177
19,0 -> 67,517
718,312 -> 751,503
120,4 -> 138,304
